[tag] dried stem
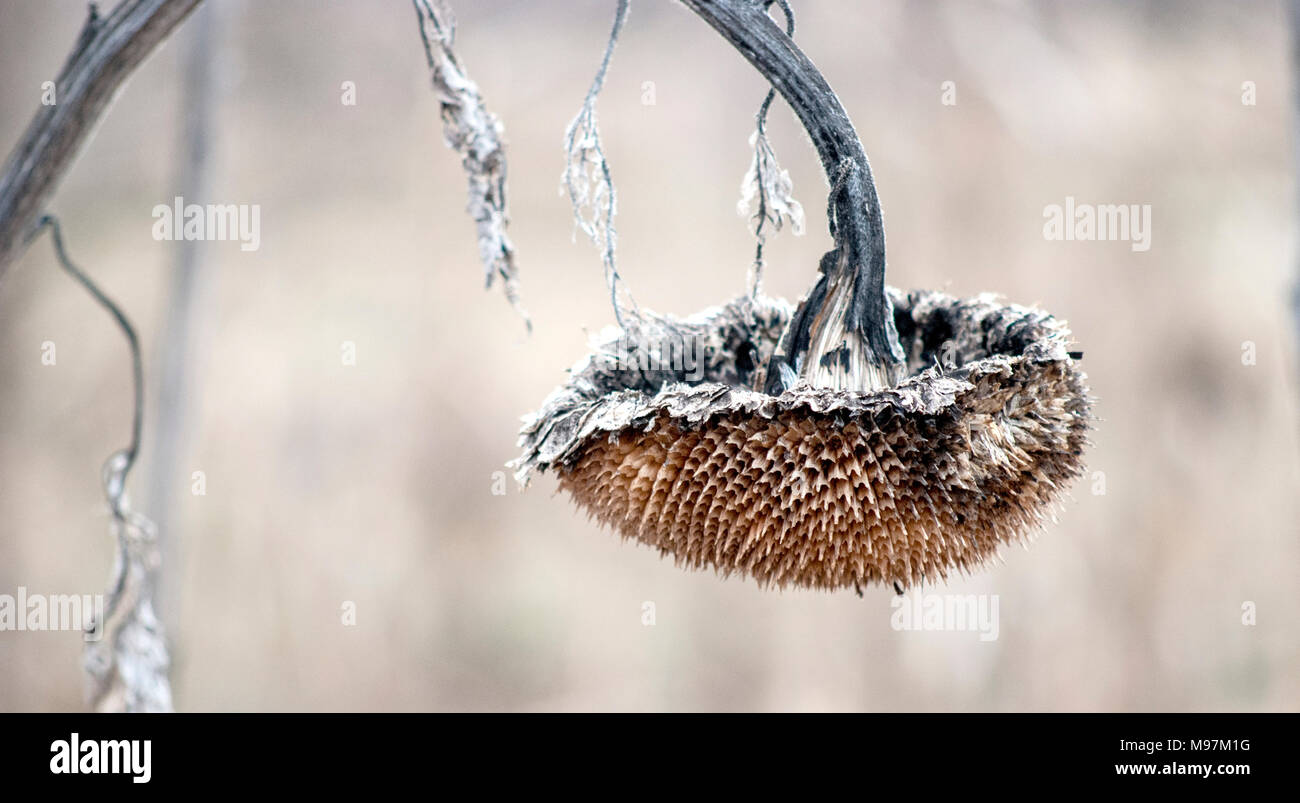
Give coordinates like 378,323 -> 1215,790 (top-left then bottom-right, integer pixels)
562,0 -> 638,328
681,0 -> 905,393
34,216 -> 172,713
0,0 -> 195,712
738,0 -> 802,298
0,0 -> 204,279
413,0 -> 529,328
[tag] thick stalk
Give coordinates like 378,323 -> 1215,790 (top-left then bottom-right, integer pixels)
0,0 -> 203,278
679,0 -> 905,393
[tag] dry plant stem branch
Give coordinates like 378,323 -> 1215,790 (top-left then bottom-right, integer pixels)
33,216 -> 142,494
562,0 -> 638,327
413,0 -> 529,327
33,216 -> 172,712
0,0 -> 203,279
742,0 -> 799,298
680,0 -> 905,394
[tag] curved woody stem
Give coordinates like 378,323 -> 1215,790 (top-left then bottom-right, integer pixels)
680,0 -> 905,393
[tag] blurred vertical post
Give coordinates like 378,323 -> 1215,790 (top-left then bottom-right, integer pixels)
1291,0 -> 1300,373
146,0 -> 221,637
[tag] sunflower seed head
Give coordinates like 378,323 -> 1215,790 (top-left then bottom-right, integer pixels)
515,289 -> 1093,590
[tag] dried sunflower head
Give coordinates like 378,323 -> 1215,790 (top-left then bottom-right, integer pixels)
513,289 -> 1092,591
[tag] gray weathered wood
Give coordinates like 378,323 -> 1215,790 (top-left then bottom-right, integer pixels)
0,0 -> 203,278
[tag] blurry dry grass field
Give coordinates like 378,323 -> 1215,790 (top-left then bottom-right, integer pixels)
1,0 -> 1297,711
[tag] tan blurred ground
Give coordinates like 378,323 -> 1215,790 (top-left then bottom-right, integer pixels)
0,0 -> 1297,711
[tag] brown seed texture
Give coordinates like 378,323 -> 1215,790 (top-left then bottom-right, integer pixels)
514,289 -> 1092,590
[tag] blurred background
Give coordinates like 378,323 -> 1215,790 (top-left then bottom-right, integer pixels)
0,0 -> 1296,711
